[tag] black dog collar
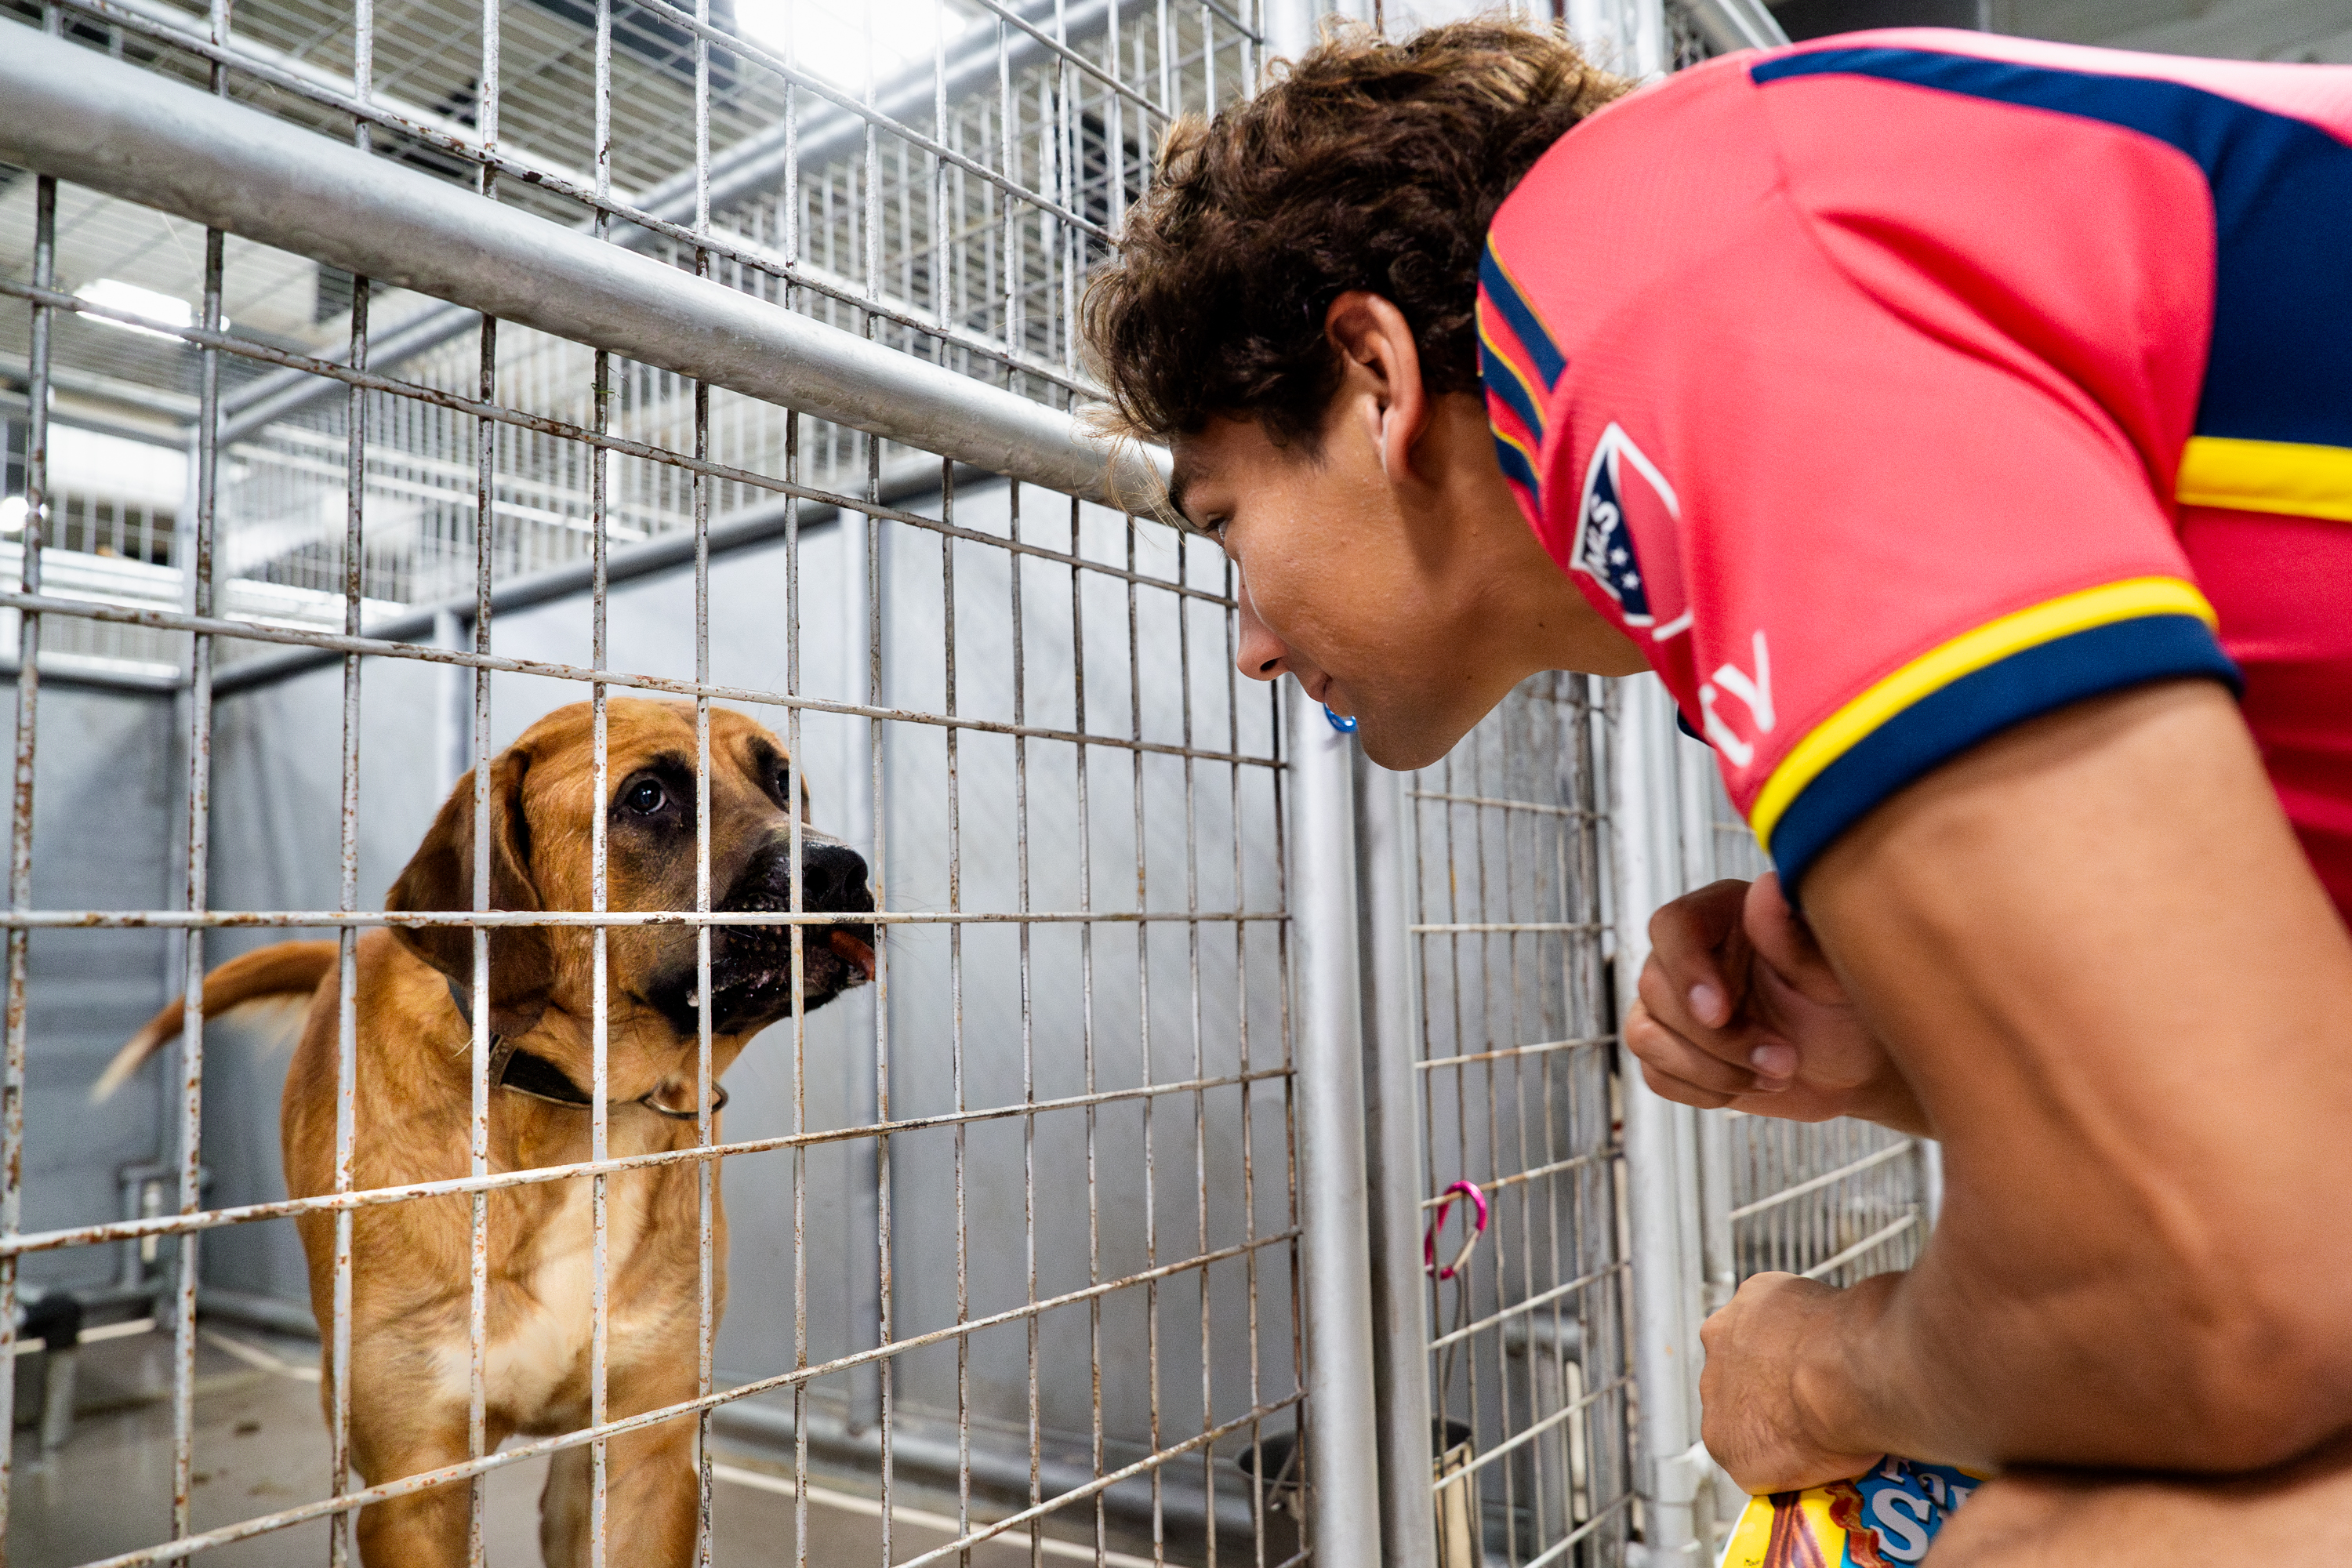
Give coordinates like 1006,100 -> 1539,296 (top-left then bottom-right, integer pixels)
445,978 -> 726,1121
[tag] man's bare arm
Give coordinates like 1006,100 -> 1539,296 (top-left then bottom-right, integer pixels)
1703,680 -> 2352,1485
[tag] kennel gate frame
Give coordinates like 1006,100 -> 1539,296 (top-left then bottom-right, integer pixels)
0,0 -> 1340,1563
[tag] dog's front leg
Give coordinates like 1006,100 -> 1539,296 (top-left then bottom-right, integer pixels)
539,1414 -> 702,1568
349,1414 -> 485,1566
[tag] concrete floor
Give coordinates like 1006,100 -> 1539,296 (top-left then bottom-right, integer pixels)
9,1326 -> 1189,1566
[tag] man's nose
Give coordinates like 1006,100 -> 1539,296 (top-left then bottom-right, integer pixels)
1235,578 -> 1288,684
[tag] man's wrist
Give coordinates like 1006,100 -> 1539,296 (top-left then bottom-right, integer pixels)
1791,1272 -> 1904,1465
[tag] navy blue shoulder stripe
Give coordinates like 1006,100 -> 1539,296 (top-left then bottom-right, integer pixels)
1490,430 -> 1541,494
1479,248 -> 1567,391
1769,614 -> 2239,895
1751,47 -> 2352,452
1479,337 -> 1548,441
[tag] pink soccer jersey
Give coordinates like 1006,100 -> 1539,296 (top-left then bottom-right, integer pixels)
1479,29 -> 2352,910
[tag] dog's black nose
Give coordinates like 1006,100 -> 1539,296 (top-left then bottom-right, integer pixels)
798,844 -> 872,913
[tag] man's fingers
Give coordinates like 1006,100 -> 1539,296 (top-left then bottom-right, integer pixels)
1638,1060 -> 1737,1110
1627,999 -> 1784,1100
1635,956 -> 1789,1079
1744,873 -> 1847,1006
1647,879 -> 1755,1029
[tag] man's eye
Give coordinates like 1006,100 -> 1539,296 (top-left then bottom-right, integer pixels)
626,779 -> 667,815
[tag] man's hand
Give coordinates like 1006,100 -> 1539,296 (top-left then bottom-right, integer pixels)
1626,874 -> 1929,1134
1699,1272 -> 1888,1493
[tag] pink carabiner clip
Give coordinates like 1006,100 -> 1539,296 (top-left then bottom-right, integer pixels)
1423,1180 -> 1489,1280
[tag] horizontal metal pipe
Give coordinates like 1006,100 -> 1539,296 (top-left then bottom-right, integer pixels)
0,24 -> 1161,506
207,0 -> 1125,440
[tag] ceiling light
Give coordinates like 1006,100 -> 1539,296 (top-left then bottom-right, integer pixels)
0,496 -> 27,535
74,278 -> 198,340
735,0 -> 971,92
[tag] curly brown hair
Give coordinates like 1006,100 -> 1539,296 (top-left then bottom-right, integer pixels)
1080,17 -> 1630,452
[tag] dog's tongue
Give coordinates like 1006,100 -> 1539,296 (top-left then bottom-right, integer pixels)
828,930 -> 877,981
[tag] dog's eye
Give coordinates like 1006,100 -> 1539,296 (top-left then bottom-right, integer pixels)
625,778 -> 667,815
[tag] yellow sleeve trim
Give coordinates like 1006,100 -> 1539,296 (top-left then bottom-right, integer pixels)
1477,313 -> 1548,418
2176,435 -> 2352,523
1749,577 -> 2217,849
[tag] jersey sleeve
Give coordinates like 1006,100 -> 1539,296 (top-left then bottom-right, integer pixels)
1484,172 -> 2238,894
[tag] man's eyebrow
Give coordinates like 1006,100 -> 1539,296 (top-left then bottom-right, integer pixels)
1164,460 -> 1197,527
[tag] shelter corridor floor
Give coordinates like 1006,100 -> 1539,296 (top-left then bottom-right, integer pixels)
9,1324 -> 1175,1566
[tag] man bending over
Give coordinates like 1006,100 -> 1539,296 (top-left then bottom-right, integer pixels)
1083,20 -> 2352,1563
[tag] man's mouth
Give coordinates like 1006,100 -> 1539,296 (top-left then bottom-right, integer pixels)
1308,676 -> 1350,717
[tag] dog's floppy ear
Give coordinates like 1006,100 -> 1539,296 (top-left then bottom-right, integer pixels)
386,746 -> 553,1040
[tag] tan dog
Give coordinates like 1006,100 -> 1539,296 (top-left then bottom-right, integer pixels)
99,699 -> 875,1564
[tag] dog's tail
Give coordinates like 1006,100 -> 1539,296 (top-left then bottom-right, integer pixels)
91,940 -> 341,1103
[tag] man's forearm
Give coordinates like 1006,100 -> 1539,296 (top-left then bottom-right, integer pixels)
1791,684 -> 2352,1473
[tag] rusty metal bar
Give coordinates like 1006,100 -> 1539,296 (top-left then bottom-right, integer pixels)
0,172 -> 57,1547
167,216 -> 225,1552
328,254 -> 369,1568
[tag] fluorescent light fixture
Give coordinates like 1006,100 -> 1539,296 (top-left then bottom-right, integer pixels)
0,496 -> 26,535
735,0 -> 971,91
74,278 -> 198,340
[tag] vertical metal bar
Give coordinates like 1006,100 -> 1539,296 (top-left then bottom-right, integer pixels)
466,0 -> 502,1553
588,367 -> 612,1568
1071,497 -> 1105,1567
1054,0 -> 1076,378
688,3 -> 716,1562
1222,554 -> 1267,1568
1283,681 -> 1383,1567
1012,482 -> 1042,1568
1123,521 -> 1162,1566
1356,755 -> 1439,1568
170,219 -> 225,1550
0,172 -> 56,1549
1178,539 -> 1214,1568
944,459 -> 971,1568
784,405 -> 811,1568
869,437 -> 895,1565
332,10 -> 375,1559
997,9 -> 1018,381
1612,676 -> 1707,1561
331,269 -> 371,1568
588,0 -> 615,1555
466,321 -> 496,1568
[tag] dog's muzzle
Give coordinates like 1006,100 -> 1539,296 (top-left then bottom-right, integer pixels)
644,837 -> 877,1037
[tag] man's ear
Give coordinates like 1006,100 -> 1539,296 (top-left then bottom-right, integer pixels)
385,747 -> 553,1040
1323,290 -> 1431,488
